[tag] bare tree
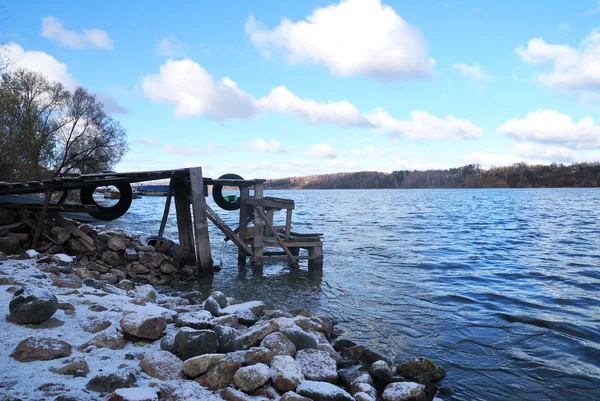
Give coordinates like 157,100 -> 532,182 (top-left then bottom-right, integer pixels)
0,6 -> 10,72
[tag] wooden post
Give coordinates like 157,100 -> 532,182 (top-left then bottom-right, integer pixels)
251,182 -> 264,268
285,209 -> 292,240
308,244 -> 323,270
32,190 -> 52,249
238,186 -> 249,265
189,167 -> 212,273
173,177 -> 194,256
155,181 -> 173,250
256,208 -> 298,268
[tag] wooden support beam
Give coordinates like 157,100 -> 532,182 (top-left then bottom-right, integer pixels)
237,186 -> 249,265
285,209 -> 292,240
173,178 -> 194,256
308,245 -> 323,270
251,182 -> 264,268
49,213 -> 95,251
204,204 -> 252,256
32,190 -> 52,249
247,197 -> 295,210
256,208 -> 298,268
155,181 -> 173,250
189,167 -> 213,272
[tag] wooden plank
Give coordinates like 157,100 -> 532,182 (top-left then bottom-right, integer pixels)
247,225 -> 286,237
173,177 -> 194,256
251,182 -> 264,268
32,190 -> 52,248
308,244 -> 323,270
189,167 -> 212,272
50,213 -> 95,251
263,239 -> 322,248
285,209 -> 292,240
237,186 -> 249,265
263,254 -> 317,260
155,181 -> 173,249
247,197 -> 295,210
257,208 -> 298,268
205,204 -> 252,256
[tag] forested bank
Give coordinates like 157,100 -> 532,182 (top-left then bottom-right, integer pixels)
265,162 -> 600,189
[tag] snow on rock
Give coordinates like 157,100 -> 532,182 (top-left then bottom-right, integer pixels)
176,310 -> 213,329
25,249 -> 39,258
239,319 -> 279,348
9,286 -> 59,324
270,355 -> 304,392
220,301 -> 264,325
86,368 -> 137,393
108,387 -> 159,401
10,336 -> 72,362
156,379 -> 226,401
233,362 -> 271,393
120,312 -> 166,340
382,382 -> 426,401
55,253 -> 74,262
139,350 -> 184,380
296,380 -> 355,401
295,349 -> 338,383
261,332 -> 297,357
182,353 -> 225,378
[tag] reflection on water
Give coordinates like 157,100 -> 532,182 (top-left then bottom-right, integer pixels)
104,188 -> 600,401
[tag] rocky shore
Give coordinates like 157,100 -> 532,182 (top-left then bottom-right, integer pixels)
0,211 -> 449,401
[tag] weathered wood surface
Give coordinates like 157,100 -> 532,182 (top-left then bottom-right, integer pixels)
189,167 -> 212,272
173,178 -> 194,256
204,204 -> 252,256
256,208 -> 298,268
247,197 -> 295,210
155,182 -> 174,249
32,191 -> 52,248
49,213 -> 95,251
237,186 -> 250,264
251,183 -> 265,268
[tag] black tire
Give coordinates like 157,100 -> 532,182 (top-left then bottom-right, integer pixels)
212,173 -> 243,211
80,183 -> 133,220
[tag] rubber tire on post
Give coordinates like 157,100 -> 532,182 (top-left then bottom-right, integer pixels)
212,173 -> 243,211
80,183 -> 133,221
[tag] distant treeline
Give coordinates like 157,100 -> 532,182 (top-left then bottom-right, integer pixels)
265,162 -> 600,190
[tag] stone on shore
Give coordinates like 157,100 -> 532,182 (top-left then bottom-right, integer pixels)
10,337 -> 72,362
296,380 -> 354,401
49,357 -> 90,377
120,312 -> 166,340
280,392 -> 312,401
271,355 -> 304,393
214,325 -> 243,353
382,382 -> 426,401
220,301 -> 264,325
176,310 -> 213,329
396,358 -> 446,384
204,296 -> 221,316
183,354 -> 225,378
175,328 -> 219,360
245,346 -> 273,366
239,320 -> 279,348
261,332 -> 297,357
212,291 -> 228,308
196,360 -> 242,390
86,369 -> 137,393
9,287 -> 58,324
0,236 -> 20,254
281,328 -> 319,351
233,363 -> 270,393
370,360 -> 393,384
295,349 -> 338,383
140,351 -> 183,380
79,330 -> 125,351
108,387 -> 159,401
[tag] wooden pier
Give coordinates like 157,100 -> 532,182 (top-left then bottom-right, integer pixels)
0,167 -> 323,273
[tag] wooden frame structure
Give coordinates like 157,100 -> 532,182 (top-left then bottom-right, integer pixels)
0,166 -> 323,274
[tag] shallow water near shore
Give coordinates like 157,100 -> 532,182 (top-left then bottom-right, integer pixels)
104,188 -> 600,401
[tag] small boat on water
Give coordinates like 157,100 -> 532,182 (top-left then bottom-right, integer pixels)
134,185 -> 169,196
104,190 -> 121,199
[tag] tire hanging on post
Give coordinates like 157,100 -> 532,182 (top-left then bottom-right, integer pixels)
212,173 -> 243,211
80,183 -> 133,220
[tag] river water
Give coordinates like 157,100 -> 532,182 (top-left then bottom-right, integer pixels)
103,188 -> 600,401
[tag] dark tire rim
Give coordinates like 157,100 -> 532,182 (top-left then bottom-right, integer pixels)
80,183 -> 133,220
212,173 -> 243,211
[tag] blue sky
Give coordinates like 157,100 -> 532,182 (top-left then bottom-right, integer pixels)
3,0 -> 600,178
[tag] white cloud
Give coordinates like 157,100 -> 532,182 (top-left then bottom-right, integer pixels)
351,145 -> 385,158
245,0 -> 434,80
305,143 -> 336,159
163,144 -> 204,156
497,109 -> 600,149
452,62 -> 491,81
142,58 -> 483,141
247,138 -> 286,153
5,42 -> 78,90
95,92 -> 128,115
155,35 -> 187,57
365,109 -> 483,140
141,59 -> 258,120
40,16 -> 113,50
516,29 -> 600,92
137,137 -> 156,146
462,151 -> 523,169
559,23 -> 570,32
512,143 -> 576,163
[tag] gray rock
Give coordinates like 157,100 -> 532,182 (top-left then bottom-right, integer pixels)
78,330 -> 125,351
261,332 -> 297,357
109,269 -> 127,281
281,328 -> 319,351
10,337 -> 72,362
67,238 -> 89,255
295,349 -> 338,383
9,287 -> 58,324
183,290 -> 204,305
233,363 -> 270,393
280,392 -> 312,401
49,357 -> 89,377
271,355 -> 303,393
101,251 -> 124,267
50,226 -> 70,245
239,320 -> 279,348
100,273 -> 118,284
0,207 -> 16,225
139,351 -> 183,380
396,358 -> 446,384
333,339 -> 356,352
107,236 -> 127,252
382,382 -> 426,401
83,278 -> 105,289
132,284 -> 157,303
196,360 -> 242,390
80,318 -> 111,334
176,310 -> 213,329
120,312 -> 166,340
211,314 -> 239,328
0,250 -> 7,261
296,380 -> 354,401
212,291 -> 228,308
245,347 -> 273,366
116,279 -> 135,291
214,325 -> 243,353
159,261 -> 177,275
86,369 -> 137,393
130,264 -> 149,274
370,360 -> 393,385
175,328 -> 219,360
0,237 -> 20,255
183,354 -> 225,378
221,301 -> 264,325
318,343 -> 341,364
51,274 -> 82,289
338,365 -> 373,388
88,261 -> 110,274
138,251 -> 166,268
160,332 -> 177,354
204,296 -> 221,316
350,383 -> 377,399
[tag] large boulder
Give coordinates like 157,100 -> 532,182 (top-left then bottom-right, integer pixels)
140,351 -> 183,380
10,337 -> 72,362
196,360 -> 242,390
382,382 -> 426,401
396,358 -> 446,384
49,357 -> 90,377
261,332 -> 297,357
220,301 -> 264,325
120,313 -> 166,340
233,363 -> 270,393
0,237 -> 20,255
239,320 -> 279,348
79,330 -> 125,351
281,328 -> 319,351
214,325 -> 243,353
296,380 -> 354,401
183,354 -> 226,379
270,355 -> 303,393
295,349 -> 338,383
175,328 -> 219,360
86,369 -> 137,393
176,310 -> 213,329
370,360 -> 393,385
9,287 -> 58,324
